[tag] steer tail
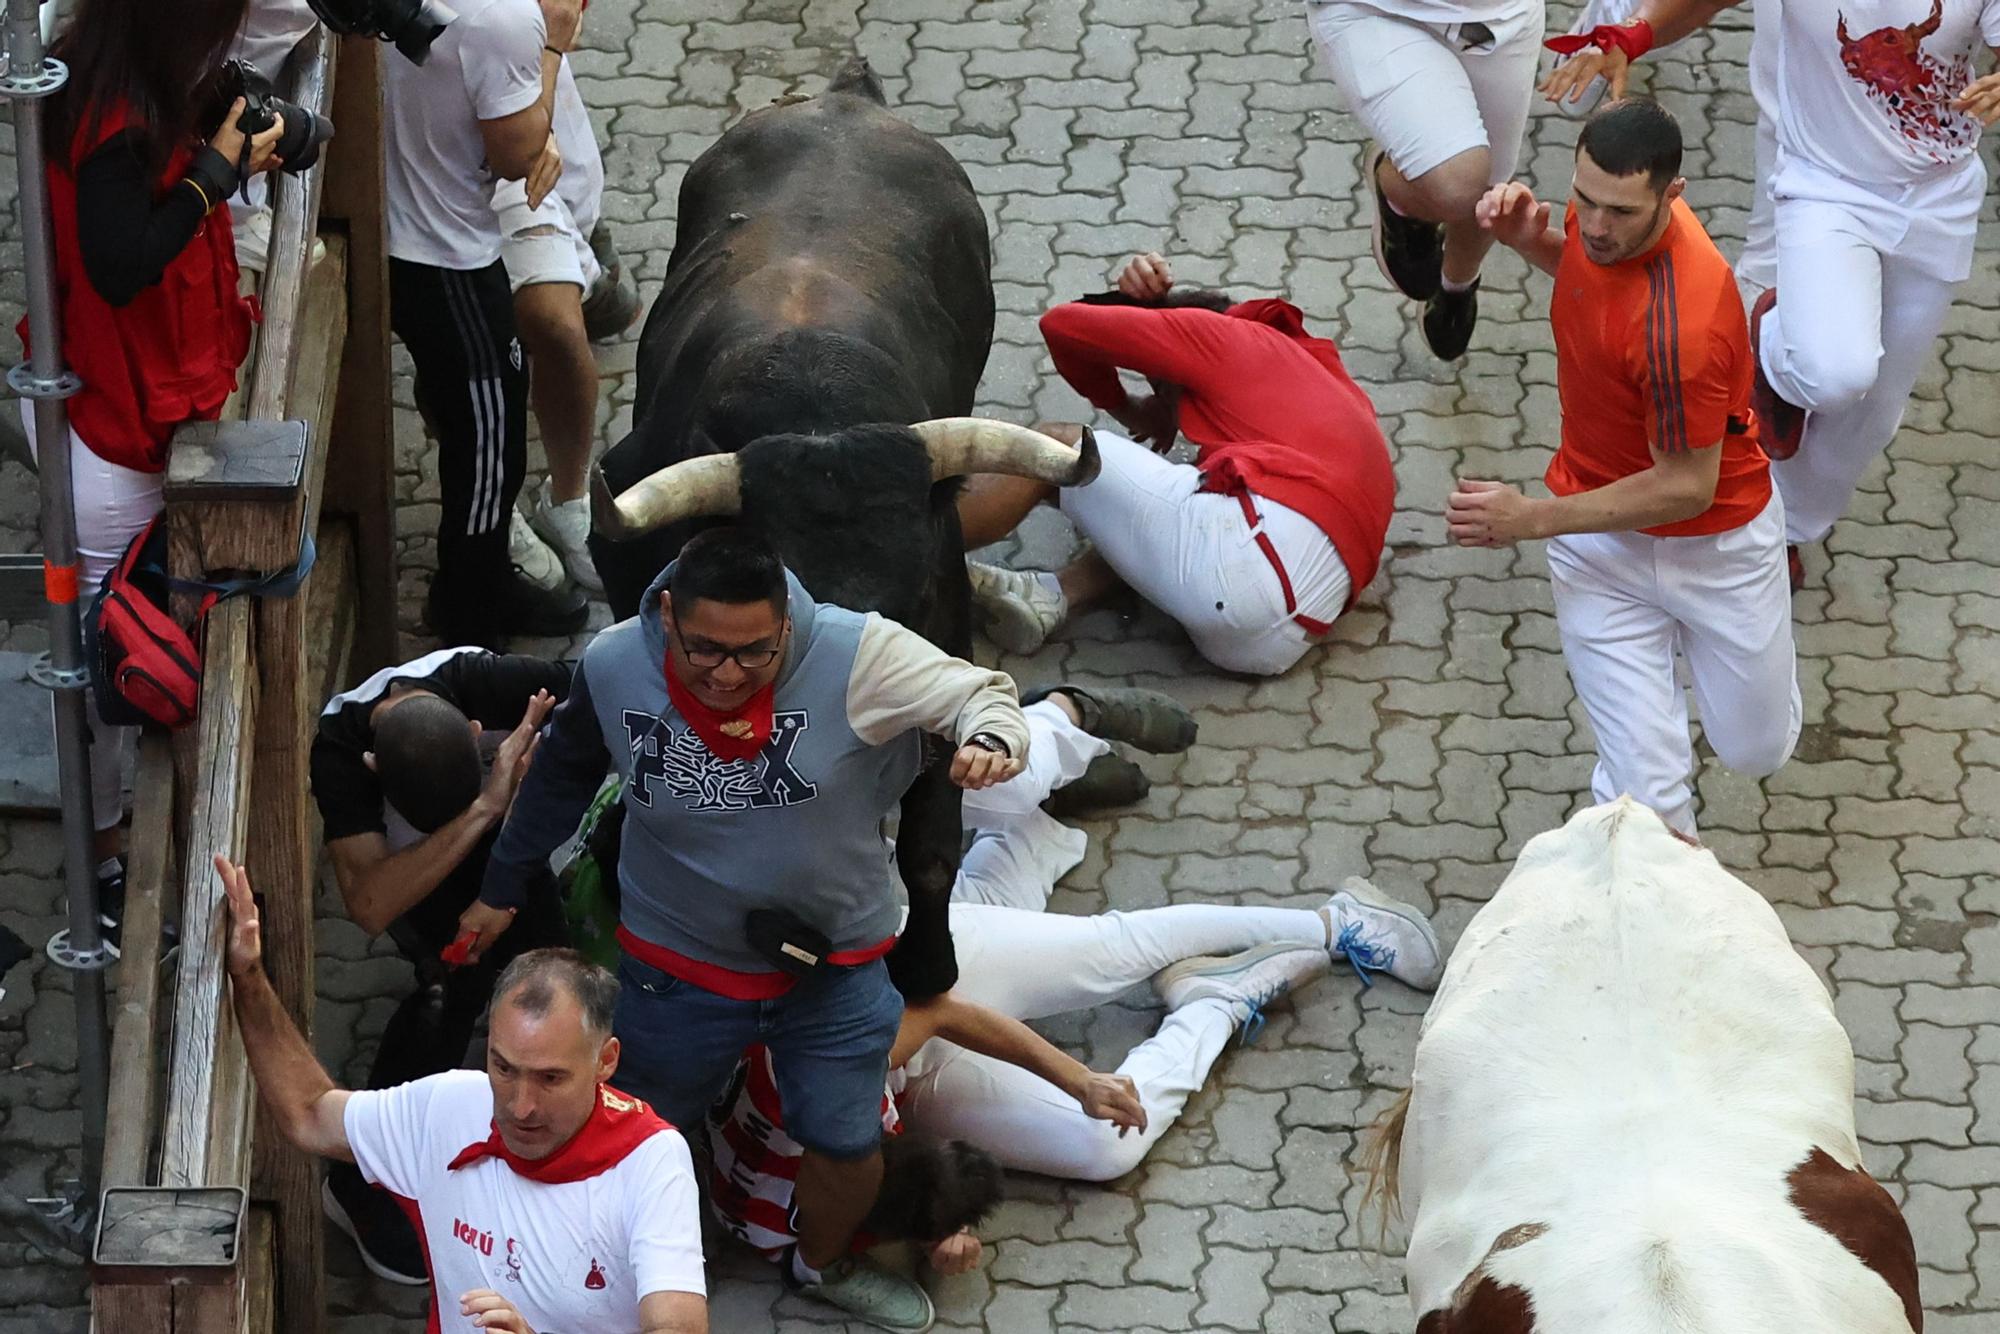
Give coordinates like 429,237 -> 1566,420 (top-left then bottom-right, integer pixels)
1358,1087 -> 1411,1247
828,54 -> 888,104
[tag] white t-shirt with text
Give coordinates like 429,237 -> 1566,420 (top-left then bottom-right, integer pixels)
344,1070 -> 706,1333
384,0 -> 545,269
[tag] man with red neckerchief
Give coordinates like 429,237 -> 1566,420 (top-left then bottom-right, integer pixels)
218,855 -> 706,1334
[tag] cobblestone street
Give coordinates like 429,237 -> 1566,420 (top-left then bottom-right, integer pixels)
2,0 -> 1999,1330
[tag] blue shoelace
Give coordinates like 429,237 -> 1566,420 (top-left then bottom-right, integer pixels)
1335,921 -> 1397,988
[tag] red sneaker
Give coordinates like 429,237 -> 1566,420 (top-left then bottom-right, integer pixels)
1751,289 -> 1807,460
1787,544 -> 1805,594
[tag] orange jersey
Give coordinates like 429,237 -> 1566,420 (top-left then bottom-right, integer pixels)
1546,197 -> 1771,538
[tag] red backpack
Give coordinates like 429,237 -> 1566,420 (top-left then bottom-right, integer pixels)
86,516 -> 313,728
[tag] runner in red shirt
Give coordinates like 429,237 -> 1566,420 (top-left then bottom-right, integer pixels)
958,253 -> 1395,677
1448,99 -> 1800,835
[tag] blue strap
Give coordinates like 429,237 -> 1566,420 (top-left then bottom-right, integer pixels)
150,529 -> 317,603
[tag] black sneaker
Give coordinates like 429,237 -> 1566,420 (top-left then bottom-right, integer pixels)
95,860 -> 126,959
1369,148 -> 1442,303
1422,280 -> 1480,361
427,569 -> 589,648
1044,753 -> 1151,817
323,1169 -> 428,1286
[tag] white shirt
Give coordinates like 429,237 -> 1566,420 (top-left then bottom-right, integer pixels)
384,0 -> 545,269
345,1071 -> 706,1332
1760,0 -> 2000,187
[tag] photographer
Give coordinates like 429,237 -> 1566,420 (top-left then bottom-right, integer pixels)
383,0 -> 591,648
18,0 -> 287,928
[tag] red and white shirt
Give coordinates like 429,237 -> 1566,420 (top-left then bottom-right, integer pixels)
344,1070 -> 706,1333
707,1046 -> 904,1258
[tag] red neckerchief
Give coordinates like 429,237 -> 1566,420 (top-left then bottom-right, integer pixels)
663,659 -> 774,763
1225,298 -> 1350,381
448,1085 -> 672,1185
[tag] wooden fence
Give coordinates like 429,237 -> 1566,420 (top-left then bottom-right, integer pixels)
90,27 -> 395,1334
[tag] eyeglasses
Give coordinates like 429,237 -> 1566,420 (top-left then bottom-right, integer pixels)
671,619 -> 786,670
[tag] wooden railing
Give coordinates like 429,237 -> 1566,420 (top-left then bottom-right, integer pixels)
91,26 -> 394,1334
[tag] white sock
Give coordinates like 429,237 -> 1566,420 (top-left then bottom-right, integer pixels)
790,1248 -> 824,1287
1440,274 -> 1477,295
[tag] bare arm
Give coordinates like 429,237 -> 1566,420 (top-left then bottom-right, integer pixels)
898,994 -> 1147,1132
479,49 -> 562,181
640,1291 -> 709,1334
1448,439 -> 1723,545
218,856 -> 354,1162
1541,0 -> 1745,104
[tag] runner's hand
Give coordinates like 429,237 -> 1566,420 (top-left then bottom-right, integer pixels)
951,744 -> 1024,790
524,133 -> 564,210
1474,182 -> 1552,254
1116,252 -> 1174,302
477,690 -> 556,820
454,900 -> 519,966
1540,48 -> 1631,106
926,1229 -> 983,1275
1447,478 -> 1541,547
1956,72 -> 2000,125
1075,1071 -> 1148,1135
215,855 -> 264,979
1112,391 -> 1179,452
460,1289 -> 536,1333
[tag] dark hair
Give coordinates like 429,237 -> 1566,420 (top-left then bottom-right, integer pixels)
1162,287 -> 1236,313
861,1136 -> 1005,1243
1577,98 -> 1684,191
667,526 -> 787,615
48,0 -> 249,176
373,693 -> 482,834
493,949 -> 620,1038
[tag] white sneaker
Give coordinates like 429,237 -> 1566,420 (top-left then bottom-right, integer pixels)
966,561 -> 1067,655
1154,943 -> 1332,1038
531,487 -> 603,595
234,206 -> 274,273
1322,876 -> 1445,992
508,506 -> 566,593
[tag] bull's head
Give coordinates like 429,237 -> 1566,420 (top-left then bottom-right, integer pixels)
589,419 -> 1100,631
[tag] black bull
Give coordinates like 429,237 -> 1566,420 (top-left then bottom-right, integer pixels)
588,62 -> 1001,999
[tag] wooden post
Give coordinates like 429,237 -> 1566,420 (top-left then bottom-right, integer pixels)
320,34 -> 397,676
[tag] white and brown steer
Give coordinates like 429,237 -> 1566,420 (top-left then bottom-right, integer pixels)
1371,797 -> 1921,1334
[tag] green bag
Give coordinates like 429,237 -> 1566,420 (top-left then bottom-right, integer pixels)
558,779 -> 624,972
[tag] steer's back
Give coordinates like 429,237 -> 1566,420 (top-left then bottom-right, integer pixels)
1398,799 -> 1907,1332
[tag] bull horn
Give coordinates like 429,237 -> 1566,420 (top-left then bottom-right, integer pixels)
589,453 -> 743,541
912,417 -> 1102,488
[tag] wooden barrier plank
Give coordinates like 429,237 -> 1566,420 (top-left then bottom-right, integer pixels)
320,34 -> 397,675
158,600 -> 257,1192
100,737 -> 174,1188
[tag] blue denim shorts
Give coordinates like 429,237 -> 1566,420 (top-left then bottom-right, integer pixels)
609,953 -> 903,1160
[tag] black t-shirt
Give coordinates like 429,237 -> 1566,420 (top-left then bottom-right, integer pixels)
310,647 -> 573,844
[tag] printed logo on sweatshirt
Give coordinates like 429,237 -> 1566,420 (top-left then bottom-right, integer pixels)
622,710 -> 820,812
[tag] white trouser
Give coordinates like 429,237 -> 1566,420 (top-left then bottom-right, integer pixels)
954,700 -> 1109,912
1059,431 -> 1350,677
1739,126 -> 1975,546
21,403 -> 163,831
903,899 -> 1329,1181
1306,0 -> 1544,183
1546,495 -> 1801,836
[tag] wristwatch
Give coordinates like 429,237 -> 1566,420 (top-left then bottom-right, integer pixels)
966,732 -> 1012,758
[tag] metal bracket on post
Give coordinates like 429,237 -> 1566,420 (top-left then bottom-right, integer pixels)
46,929 -> 117,973
0,49 -> 60,98
7,361 -> 81,401
28,654 -> 88,691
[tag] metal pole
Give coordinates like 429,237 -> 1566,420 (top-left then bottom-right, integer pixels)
5,0 -> 112,1211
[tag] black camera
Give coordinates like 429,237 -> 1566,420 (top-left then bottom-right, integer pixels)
217,59 -> 333,175
306,0 -> 458,66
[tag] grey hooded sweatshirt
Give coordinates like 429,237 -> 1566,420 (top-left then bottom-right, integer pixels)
480,562 -> 1027,974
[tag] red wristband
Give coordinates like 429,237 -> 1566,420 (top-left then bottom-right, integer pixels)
1545,19 -> 1655,62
